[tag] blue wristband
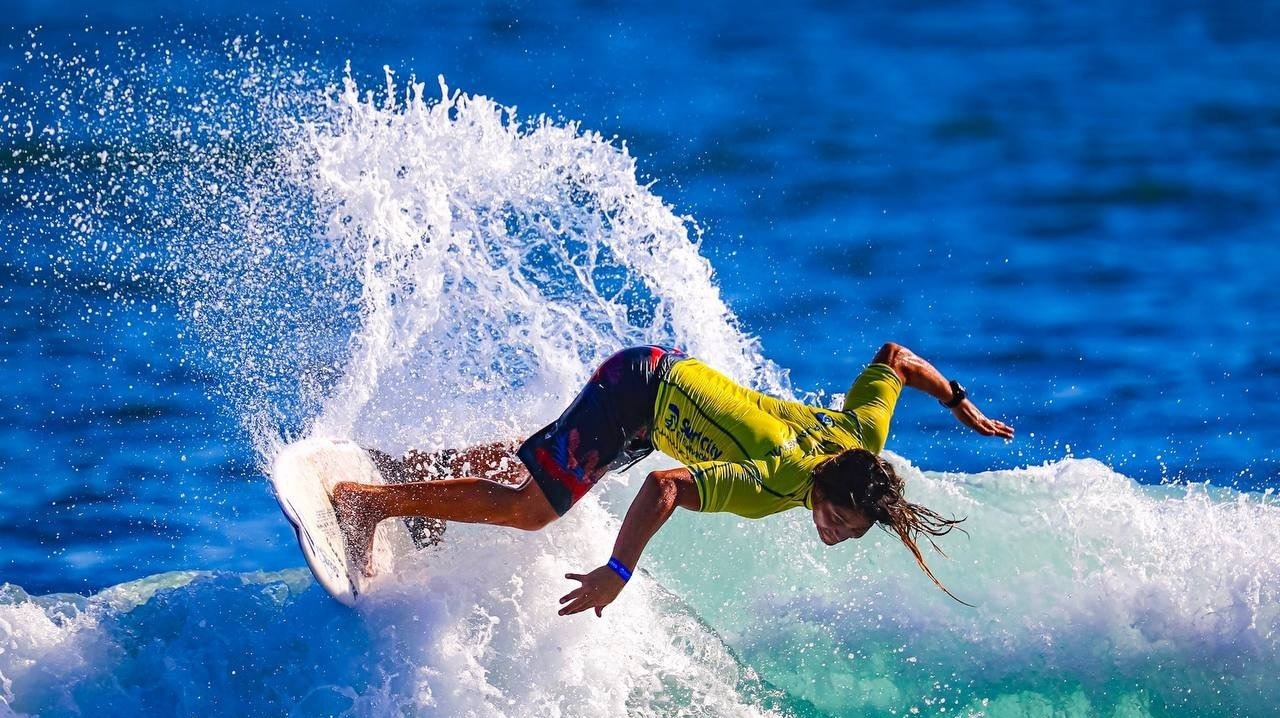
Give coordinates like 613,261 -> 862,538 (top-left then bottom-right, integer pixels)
607,557 -> 632,583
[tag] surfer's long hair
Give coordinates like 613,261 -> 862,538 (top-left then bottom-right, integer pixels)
812,448 -> 971,606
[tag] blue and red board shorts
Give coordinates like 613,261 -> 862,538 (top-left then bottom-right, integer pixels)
517,345 -> 686,515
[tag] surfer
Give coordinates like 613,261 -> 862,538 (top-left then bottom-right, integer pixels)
332,343 -> 1013,613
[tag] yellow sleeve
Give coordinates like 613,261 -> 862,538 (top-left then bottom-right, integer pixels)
689,458 -> 808,519
841,363 -> 903,454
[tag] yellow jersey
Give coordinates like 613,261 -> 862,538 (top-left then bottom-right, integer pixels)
650,360 -> 902,519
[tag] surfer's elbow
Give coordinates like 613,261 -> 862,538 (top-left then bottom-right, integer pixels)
873,341 -> 906,368
510,482 -> 561,531
873,342 -> 913,383
646,468 -> 700,512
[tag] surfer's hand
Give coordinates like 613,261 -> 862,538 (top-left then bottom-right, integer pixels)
951,400 -> 1014,439
559,566 -> 624,617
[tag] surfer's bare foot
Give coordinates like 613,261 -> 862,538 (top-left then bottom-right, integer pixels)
331,481 -> 380,577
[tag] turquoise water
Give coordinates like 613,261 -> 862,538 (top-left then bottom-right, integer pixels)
1,3 -> 1278,716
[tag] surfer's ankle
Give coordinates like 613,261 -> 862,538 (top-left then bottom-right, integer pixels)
331,481 -> 354,509
333,482 -> 372,521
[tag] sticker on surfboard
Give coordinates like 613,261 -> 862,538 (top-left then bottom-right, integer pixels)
269,437 -> 416,606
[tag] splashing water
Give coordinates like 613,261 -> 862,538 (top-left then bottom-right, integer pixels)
297,68 -> 785,456
1,34 -> 784,457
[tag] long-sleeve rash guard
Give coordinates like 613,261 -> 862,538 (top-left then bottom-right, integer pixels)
649,359 -> 902,519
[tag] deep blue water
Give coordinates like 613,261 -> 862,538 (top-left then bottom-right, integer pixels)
1,3 -> 1279,714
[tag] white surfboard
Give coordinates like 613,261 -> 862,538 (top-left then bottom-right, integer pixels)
269,437 -> 416,606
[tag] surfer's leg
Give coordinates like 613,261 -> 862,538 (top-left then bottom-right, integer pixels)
332,474 -> 559,576
402,440 -> 526,484
369,441 -> 527,548
336,346 -> 679,575
338,474 -> 557,528
514,346 -> 679,515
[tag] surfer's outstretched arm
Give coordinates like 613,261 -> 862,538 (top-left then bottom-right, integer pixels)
874,342 -> 1015,439
558,467 -> 700,617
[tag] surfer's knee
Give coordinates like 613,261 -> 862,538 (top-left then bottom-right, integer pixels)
514,510 -> 558,532
510,481 -> 561,531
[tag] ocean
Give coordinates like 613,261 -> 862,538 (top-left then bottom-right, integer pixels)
1,1 -> 1277,715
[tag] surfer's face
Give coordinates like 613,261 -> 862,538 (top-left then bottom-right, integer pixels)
812,496 -> 874,546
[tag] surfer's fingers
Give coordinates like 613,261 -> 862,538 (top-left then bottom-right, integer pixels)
955,401 -> 1015,439
972,416 -> 1000,435
559,588 -> 583,604
594,606 -> 603,618
559,597 -> 591,615
564,572 -> 586,582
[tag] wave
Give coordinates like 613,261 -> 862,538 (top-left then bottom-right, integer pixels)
0,501 -> 799,717
4,459 -> 1276,716
630,455 -> 1280,716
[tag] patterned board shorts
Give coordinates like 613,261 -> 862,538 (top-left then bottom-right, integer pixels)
517,345 -> 686,515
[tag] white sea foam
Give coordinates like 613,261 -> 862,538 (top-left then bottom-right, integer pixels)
0,514 -> 784,717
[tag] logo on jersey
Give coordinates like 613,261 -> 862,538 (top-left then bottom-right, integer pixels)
663,402 -> 724,461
